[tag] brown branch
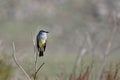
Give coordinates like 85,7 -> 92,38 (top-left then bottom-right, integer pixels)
32,32 -> 45,80
12,42 -> 32,80
34,62 -> 45,79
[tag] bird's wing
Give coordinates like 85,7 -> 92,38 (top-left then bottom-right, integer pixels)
43,41 -> 47,51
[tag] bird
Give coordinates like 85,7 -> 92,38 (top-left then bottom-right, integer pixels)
36,30 -> 49,57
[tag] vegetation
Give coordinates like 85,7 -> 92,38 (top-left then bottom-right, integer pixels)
0,54 -> 12,80
0,0 -> 120,80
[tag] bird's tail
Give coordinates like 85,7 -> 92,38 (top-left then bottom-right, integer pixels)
39,51 -> 43,57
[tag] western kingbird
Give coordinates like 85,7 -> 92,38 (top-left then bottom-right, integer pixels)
36,30 -> 49,57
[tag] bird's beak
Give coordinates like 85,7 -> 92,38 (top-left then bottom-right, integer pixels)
46,31 -> 49,33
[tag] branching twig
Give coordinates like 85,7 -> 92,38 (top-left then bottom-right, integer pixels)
34,62 -> 45,80
13,31 -> 45,80
12,42 -> 32,80
36,62 -> 45,75
34,50 -> 38,80
32,34 -> 38,80
32,32 -> 45,80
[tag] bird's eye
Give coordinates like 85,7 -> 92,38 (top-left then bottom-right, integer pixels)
46,31 -> 49,33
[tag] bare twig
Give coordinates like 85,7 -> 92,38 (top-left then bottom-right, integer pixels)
34,62 -> 45,79
32,34 -> 38,76
32,32 -> 45,80
36,62 -> 45,74
12,42 -> 32,80
13,31 -> 45,80
34,50 -> 38,80
33,38 -> 38,80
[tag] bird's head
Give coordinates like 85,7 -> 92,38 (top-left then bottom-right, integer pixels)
39,30 -> 49,33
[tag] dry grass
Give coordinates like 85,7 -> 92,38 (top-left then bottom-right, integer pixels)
41,58 -> 120,80
0,60 -> 13,80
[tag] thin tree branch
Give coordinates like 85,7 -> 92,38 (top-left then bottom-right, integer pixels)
36,62 -> 45,74
34,60 -> 45,80
34,50 -> 38,80
32,32 -> 45,80
12,42 -> 31,80
32,34 -> 38,74
31,32 -> 38,80
35,62 -> 45,78
33,39 -> 39,80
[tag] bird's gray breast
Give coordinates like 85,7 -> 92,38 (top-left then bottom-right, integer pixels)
38,33 -> 47,40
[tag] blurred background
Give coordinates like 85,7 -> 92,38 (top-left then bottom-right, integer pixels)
0,0 -> 120,80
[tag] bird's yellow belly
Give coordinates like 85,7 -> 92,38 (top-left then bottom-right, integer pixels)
39,40 -> 45,47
